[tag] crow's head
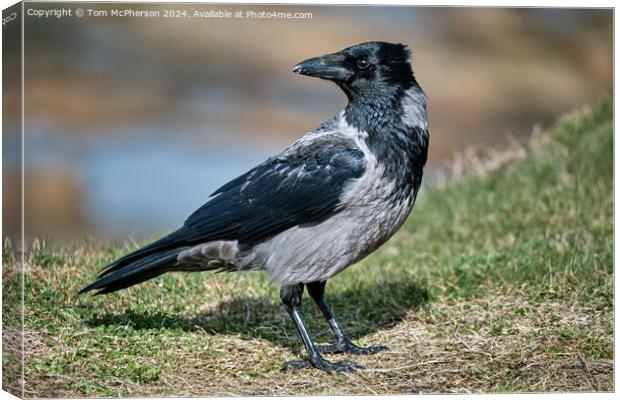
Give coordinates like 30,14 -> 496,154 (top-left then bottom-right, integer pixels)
292,41 -> 416,103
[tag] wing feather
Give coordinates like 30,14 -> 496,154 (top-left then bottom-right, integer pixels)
185,141 -> 366,244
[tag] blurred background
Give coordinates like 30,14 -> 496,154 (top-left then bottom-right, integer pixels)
2,4 -> 612,243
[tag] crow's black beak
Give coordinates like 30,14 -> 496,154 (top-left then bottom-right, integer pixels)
292,52 -> 352,81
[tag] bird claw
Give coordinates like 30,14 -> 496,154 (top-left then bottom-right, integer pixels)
282,356 -> 362,373
317,340 -> 389,355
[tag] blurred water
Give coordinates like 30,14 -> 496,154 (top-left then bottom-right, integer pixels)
20,121 -> 278,239
80,135 -> 275,237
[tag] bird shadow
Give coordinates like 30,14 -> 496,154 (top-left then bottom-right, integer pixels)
85,277 -> 429,354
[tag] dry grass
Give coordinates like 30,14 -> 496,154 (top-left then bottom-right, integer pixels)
2,96 -> 613,397
435,130 -> 534,187
120,292 -> 613,396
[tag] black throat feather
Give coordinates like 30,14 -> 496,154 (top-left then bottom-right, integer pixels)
344,83 -> 429,206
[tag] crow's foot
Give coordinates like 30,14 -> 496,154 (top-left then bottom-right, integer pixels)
317,339 -> 388,355
283,356 -> 361,373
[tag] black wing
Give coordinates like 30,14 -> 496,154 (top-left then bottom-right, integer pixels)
183,143 -> 366,244
101,142 -> 366,273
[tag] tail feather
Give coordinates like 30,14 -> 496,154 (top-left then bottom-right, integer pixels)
96,229 -> 186,278
80,248 -> 182,295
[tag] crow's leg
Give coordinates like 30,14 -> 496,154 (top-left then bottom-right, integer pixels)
307,280 -> 388,355
280,283 -> 359,373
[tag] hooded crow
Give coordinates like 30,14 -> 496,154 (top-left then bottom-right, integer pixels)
81,41 -> 429,372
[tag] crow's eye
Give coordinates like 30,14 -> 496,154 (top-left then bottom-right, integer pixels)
357,57 -> 371,70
